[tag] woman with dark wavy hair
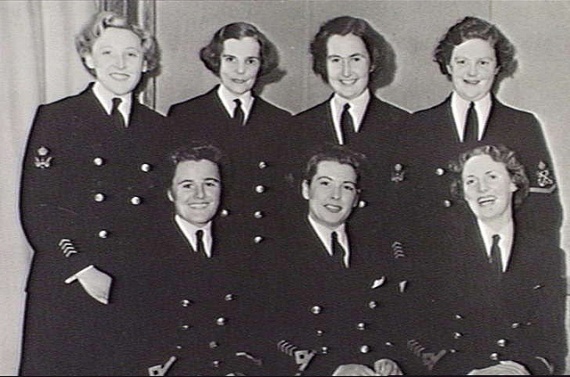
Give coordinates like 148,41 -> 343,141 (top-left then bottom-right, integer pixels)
167,22 -> 292,246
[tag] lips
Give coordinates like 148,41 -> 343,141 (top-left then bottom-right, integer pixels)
110,72 -> 131,81
189,203 -> 210,209
231,78 -> 249,84
339,79 -> 358,86
477,196 -> 496,206
324,204 -> 343,213
463,79 -> 481,85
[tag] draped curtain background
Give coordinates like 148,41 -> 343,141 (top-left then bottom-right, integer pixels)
0,1 -> 95,374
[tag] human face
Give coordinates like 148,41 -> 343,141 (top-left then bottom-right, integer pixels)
326,33 -> 371,100
302,160 -> 359,229
84,27 -> 147,96
462,154 -> 517,225
168,160 -> 222,227
219,37 -> 261,96
447,38 -> 499,102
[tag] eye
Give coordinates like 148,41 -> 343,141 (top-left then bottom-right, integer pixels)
181,183 -> 194,190
464,178 -> 476,186
246,57 -> 259,65
455,58 -> 466,66
351,56 -> 362,63
223,56 -> 235,63
329,57 -> 342,64
488,173 -> 499,180
101,49 -> 112,56
127,51 -> 140,58
343,184 -> 356,192
205,181 -> 219,188
319,180 -> 331,187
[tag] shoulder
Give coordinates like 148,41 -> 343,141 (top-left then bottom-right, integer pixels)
167,88 -> 217,116
368,96 -> 411,118
294,99 -> 330,118
253,97 -> 292,118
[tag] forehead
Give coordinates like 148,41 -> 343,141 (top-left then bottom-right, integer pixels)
93,27 -> 142,49
314,160 -> 357,181
173,159 -> 220,181
462,154 -> 508,176
452,38 -> 496,59
222,37 -> 260,56
326,33 -> 368,56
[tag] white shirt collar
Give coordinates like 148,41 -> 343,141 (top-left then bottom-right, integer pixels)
477,219 -> 514,272
174,215 -> 213,258
331,89 -> 371,144
307,215 -> 350,268
450,92 -> 492,142
92,81 -> 133,127
217,85 -> 254,124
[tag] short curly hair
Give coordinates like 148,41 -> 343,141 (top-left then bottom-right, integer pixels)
303,143 -> 367,189
449,144 -> 529,208
310,16 -> 388,84
199,22 -> 279,77
75,11 -> 160,77
433,16 -> 516,81
164,142 -> 223,189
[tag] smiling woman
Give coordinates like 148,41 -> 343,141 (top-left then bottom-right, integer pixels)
18,10 -> 167,375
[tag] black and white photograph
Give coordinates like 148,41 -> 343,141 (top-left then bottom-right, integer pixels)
1,0 -> 569,375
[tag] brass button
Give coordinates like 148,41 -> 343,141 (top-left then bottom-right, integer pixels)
368,301 -> 378,309
490,352 -> 499,361
358,200 -> 367,208
359,345 -> 370,354
436,168 -> 445,176
254,211 -> 264,219
254,236 -> 264,244
140,163 -> 152,172
181,299 -> 191,307
321,346 -> 329,354
216,317 -> 227,326
497,339 -> 507,347
224,294 -> 234,301
93,157 -> 104,166
311,306 -> 322,315
453,332 -> 462,339
98,230 -> 109,239
316,330 -> 324,337
180,324 -> 190,331
94,193 -> 106,202
357,322 -> 366,331
209,341 -> 218,349
220,209 -> 229,217
255,185 -> 266,193
443,200 -> 452,208
258,161 -> 267,169
130,196 -> 142,205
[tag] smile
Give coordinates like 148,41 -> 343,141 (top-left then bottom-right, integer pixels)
463,79 -> 481,85
477,196 -> 496,206
339,79 -> 358,86
189,203 -> 209,209
110,73 -> 131,81
231,78 -> 250,84
324,204 -> 343,213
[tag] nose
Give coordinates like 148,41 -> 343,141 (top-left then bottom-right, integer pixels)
467,62 -> 478,76
341,59 -> 352,77
236,60 -> 246,74
331,185 -> 342,200
477,180 -> 489,193
194,184 -> 206,199
116,53 -> 126,69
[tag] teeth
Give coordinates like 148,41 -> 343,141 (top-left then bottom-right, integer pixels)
478,197 -> 495,206
325,204 -> 342,212
189,203 -> 208,209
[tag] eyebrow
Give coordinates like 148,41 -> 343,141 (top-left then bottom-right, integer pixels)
176,177 -> 221,184
327,53 -> 366,58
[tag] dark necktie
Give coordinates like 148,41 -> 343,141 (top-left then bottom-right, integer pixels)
111,97 -> 126,129
195,229 -> 206,255
331,231 -> 346,268
464,102 -> 478,143
234,98 -> 245,125
489,234 -> 503,277
340,103 -> 354,145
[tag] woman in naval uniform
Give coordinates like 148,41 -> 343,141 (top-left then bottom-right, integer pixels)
19,11 -> 166,376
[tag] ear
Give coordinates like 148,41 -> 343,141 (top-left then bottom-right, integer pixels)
84,53 -> 95,70
509,181 -> 518,193
446,64 -> 453,76
369,64 -> 375,73
142,60 -> 148,73
352,191 -> 360,208
167,189 -> 174,203
302,180 -> 310,200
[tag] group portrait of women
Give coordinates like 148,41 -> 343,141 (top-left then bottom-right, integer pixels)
17,2 -> 566,376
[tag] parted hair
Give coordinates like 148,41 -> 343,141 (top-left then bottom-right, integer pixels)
310,16 -> 387,83
449,144 -> 529,208
433,16 -> 517,81
199,22 -> 279,77
75,11 -> 159,77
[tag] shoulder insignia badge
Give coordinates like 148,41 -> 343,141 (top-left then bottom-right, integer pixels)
58,238 -> 78,258
34,146 -> 53,169
391,163 -> 405,183
530,161 -> 557,194
392,241 -> 405,259
407,339 -> 447,371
